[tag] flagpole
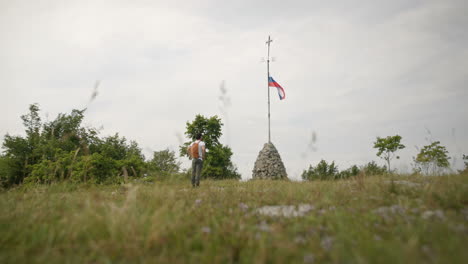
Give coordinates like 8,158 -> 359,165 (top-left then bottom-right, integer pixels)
266,35 -> 272,143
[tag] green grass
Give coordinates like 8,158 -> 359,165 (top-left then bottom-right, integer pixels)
1,174 -> 467,263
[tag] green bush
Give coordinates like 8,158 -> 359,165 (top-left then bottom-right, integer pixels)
1,104 -> 145,187
202,145 -> 241,180
414,141 -> 450,175
361,161 -> 387,176
0,156 -> 16,188
147,149 -> 181,175
338,165 -> 360,179
179,115 -> 241,180
302,160 -> 339,180
302,160 -> 388,181
459,154 -> 468,175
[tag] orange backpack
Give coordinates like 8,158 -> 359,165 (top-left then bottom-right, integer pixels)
191,141 -> 200,159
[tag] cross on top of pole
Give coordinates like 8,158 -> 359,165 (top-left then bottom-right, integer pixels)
265,36 -> 276,64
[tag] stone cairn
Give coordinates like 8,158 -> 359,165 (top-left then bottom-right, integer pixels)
252,142 -> 288,179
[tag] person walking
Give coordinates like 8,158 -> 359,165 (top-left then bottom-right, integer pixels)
187,134 -> 206,187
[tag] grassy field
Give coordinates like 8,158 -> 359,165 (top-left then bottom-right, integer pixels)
1,174 -> 467,263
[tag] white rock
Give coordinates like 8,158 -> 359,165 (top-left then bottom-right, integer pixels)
321,236 -> 334,252
303,254 -> 315,264
201,227 -> 211,234
256,204 -> 314,218
373,205 -> 406,221
422,210 -> 445,220
385,180 -> 422,188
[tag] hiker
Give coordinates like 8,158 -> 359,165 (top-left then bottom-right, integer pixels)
187,134 -> 206,187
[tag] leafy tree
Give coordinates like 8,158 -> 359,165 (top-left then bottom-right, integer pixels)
149,149 -> 181,174
460,154 -> 468,174
2,135 -> 30,184
2,105 -> 44,183
42,109 -> 87,149
361,161 -> 387,176
39,109 -> 93,160
21,104 -> 42,137
414,141 -> 450,175
373,135 -> 405,173
180,115 -> 240,180
91,134 -> 145,178
302,160 -> 389,181
0,155 -> 16,188
180,115 -> 222,151
302,160 -> 339,180
1,104 -> 146,186
338,165 -> 360,179
21,104 -> 42,161
202,144 -> 240,180
93,134 -> 143,161
86,153 -> 119,183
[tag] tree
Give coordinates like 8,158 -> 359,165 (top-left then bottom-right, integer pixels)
1,104 -> 146,186
373,135 -> 405,173
302,160 -> 388,181
302,160 -> 339,180
337,165 -> 360,179
202,144 -> 240,180
414,141 -> 450,175
149,149 -> 181,174
21,104 -> 42,142
460,154 -> 468,174
2,135 -> 30,184
179,115 -> 240,180
361,161 -> 387,176
180,115 -> 222,151
92,134 -> 145,179
0,155 -> 16,188
3,104 -> 44,183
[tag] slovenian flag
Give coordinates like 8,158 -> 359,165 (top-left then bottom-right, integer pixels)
268,76 -> 285,100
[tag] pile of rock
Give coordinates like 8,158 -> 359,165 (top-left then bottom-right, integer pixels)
252,142 -> 288,179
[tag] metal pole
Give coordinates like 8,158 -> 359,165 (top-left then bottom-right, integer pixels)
266,36 -> 272,143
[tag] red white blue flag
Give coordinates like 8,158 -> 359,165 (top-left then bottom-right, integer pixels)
268,76 -> 285,100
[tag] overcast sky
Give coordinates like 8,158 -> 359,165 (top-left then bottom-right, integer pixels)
1,0 -> 467,179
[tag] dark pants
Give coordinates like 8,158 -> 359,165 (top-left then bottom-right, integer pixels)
191,159 -> 203,186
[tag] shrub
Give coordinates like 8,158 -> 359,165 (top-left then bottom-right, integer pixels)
1,104 -> 145,187
414,141 -> 450,175
460,154 -> 468,175
361,161 -> 387,176
148,149 -> 181,174
0,156 -> 16,188
179,115 -> 240,180
338,165 -> 360,179
302,160 -> 339,180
